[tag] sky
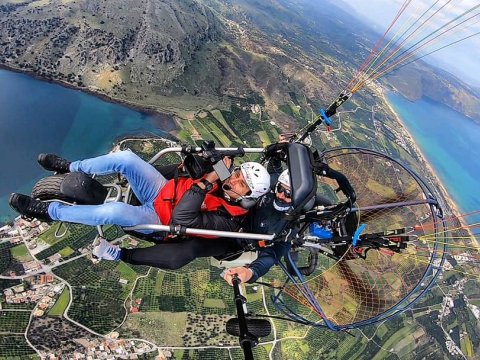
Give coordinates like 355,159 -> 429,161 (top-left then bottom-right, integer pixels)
337,0 -> 480,88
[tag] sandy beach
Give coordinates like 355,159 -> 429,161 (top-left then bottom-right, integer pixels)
380,90 -> 478,247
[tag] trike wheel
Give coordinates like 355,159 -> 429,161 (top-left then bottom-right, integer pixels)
32,174 -> 72,202
32,173 -> 108,205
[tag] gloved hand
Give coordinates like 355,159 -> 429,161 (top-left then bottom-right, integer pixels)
263,142 -> 288,158
314,161 -> 331,176
315,161 -> 356,202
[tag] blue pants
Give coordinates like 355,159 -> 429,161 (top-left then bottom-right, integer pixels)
48,151 -> 167,227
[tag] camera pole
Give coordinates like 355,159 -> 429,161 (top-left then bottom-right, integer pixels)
232,275 -> 257,360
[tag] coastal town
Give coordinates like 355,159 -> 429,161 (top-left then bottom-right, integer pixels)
0,218 -> 162,359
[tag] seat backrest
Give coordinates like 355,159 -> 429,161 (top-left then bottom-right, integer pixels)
286,143 -> 317,214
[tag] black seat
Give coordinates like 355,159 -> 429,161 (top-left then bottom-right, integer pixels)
286,143 -> 317,214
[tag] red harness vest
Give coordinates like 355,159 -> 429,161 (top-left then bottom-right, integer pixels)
153,177 -> 248,225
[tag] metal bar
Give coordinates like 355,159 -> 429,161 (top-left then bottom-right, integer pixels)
285,252 -> 327,317
148,147 -> 265,165
271,296 -> 317,326
123,224 -> 276,240
270,277 -> 291,305
96,226 -> 104,238
272,262 -> 329,327
104,184 -> 123,203
351,198 -> 438,212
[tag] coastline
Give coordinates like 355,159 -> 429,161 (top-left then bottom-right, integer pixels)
0,66 -> 182,226
380,90 -> 477,245
0,64 -> 179,136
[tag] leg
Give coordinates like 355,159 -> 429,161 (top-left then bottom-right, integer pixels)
48,201 -> 161,227
70,151 -> 167,204
120,238 -> 237,269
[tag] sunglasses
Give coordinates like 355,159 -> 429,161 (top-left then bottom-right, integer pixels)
275,183 -> 292,198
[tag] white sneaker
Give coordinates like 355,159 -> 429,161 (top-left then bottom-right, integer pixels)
93,238 -> 121,261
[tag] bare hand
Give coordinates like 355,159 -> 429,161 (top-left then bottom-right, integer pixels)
223,267 -> 254,286
223,156 -> 232,170
279,133 -> 295,142
204,170 -> 219,183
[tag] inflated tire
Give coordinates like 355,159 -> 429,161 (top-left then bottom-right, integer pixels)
32,174 -> 72,202
32,173 -> 108,205
226,318 -> 272,338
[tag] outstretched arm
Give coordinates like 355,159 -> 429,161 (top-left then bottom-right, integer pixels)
224,242 -> 291,285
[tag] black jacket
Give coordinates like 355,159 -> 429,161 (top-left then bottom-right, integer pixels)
242,192 -> 294,282
171,184 -> 245,232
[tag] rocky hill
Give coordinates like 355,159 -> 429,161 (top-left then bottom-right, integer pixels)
0,0 -> 347,128
0,0 -> 220,106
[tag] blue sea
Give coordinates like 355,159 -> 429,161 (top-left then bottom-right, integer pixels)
0,69 -> 171,224
387,93 -> 480,226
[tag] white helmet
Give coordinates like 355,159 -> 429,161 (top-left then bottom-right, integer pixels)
277,169 -> 290,188
240,162 -> 271,199
274,169 -> 292,212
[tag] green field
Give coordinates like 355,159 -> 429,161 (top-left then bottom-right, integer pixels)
366,178 -> 397,198
446,319 -> 458,332
203,298 -> 226,309
154,271 -> 165,294
0,311 -> 30,333
245,287 -> 263,302
384,272 -> 403,291
47,287 -> 70,316
210,109 -> 237,137
460,323 -> 474,357
346,340 -> 369,360
336,334 -> 358,359
0,334 -> 37,359
38,224 -> 68,246
58,246 -> 74,258
393,333 -> 416,358
280,337 -> 313,360
256,130 -> 271,146
376,324 -> 389,338
371,324 -> 417,360
469,299 -> 480,307
10,244 -> 32,262
173,349 -> 185,359
206,120 -> 232,146
52,257 -> 134,332
115,262 -> 138,283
